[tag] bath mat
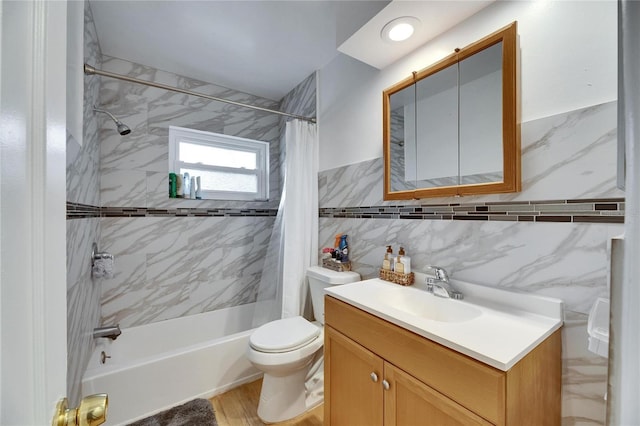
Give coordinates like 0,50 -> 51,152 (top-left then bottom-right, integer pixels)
127,398 -> 217,426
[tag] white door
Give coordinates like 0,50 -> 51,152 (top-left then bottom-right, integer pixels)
0,1 -> 68,424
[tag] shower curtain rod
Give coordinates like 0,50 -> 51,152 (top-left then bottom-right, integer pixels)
83,64 -> 316,123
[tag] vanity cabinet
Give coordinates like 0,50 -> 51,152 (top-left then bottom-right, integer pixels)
324,296 -> 561,426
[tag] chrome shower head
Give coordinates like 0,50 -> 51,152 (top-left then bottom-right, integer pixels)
115,121 -> 131,136
93,106 -> 131,136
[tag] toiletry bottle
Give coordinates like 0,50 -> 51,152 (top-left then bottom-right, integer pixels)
395,247 -> 408,274
176,174 -> 183,198
169,173 -> 177,198
195,176 -> 202,199
334,234 -> 342,261
183,172 -> 190,199
400,248 -> 411,274
339,235 -> 349,263
190,176 -> 196,199
382,245 -> 393,270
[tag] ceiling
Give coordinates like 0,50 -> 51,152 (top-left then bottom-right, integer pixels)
339,0 -> 495,70
89,1 -> 494,102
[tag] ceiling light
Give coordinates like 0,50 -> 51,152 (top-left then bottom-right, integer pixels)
381,17 -> 421,42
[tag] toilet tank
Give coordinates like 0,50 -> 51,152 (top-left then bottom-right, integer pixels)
307,266 -> 360,324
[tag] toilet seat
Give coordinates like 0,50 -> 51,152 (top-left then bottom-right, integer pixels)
250,316 -> 320,353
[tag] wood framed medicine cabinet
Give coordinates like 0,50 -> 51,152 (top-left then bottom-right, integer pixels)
383,22 -> 520,200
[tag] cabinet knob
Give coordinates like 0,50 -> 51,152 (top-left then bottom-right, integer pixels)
382,379 -> 390,390
370,372 -> 378,382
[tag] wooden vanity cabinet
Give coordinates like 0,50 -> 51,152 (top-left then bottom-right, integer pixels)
324,296 -> 561,426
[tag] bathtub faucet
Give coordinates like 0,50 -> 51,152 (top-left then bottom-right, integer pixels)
93,325 -> 122,340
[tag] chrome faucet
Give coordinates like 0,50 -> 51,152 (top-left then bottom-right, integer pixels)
93,325 -> 122,340
424,266 -> 463,300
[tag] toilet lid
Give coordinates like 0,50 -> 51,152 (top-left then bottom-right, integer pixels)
250,316 -> 320,353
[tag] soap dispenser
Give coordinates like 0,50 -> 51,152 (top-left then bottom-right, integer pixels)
395,247 -> 411,274
382,245 -> 393,271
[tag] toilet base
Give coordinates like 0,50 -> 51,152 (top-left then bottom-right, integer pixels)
257,366 -> 310,423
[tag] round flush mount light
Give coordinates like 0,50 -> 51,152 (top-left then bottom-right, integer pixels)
381,16 -> 421,42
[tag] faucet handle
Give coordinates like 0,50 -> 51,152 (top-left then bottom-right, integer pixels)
425,266 -> 449,282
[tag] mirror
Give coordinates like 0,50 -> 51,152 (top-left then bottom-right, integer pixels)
384,22 -> 520,200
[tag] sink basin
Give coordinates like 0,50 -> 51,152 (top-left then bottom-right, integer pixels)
370,284 -> 482,323
393,291 -> 482,323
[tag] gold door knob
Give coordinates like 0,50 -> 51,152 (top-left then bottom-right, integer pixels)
53,394 -> 108,426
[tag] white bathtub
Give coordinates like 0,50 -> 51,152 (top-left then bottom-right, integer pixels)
82,304 -> 262,425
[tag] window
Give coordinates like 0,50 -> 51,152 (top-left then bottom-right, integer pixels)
169,126 -> 269,201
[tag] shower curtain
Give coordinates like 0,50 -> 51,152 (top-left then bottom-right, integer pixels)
252,119 -> 319,326
610,2 -> 640,423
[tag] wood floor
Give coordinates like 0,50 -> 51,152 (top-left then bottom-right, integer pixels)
209,379 -> 323,426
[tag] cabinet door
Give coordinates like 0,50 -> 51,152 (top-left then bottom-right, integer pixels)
325,326 -> 384,426
384,363 -> 494,426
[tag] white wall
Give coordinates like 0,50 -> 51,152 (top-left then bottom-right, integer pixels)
318,0 -> 617,171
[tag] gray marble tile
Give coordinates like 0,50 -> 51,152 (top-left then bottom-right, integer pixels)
100,216 -> 274,328
101,131 -> 166,174
562,311 -> 607,425
280,71 -> 316,119
319,157 -> 385,208
100,169 -> 147,207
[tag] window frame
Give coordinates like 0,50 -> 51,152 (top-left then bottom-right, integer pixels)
168,125 -> 269,201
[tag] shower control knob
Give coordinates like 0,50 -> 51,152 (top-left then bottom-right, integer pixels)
370,372 -> 378,382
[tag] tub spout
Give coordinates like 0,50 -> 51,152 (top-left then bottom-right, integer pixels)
93,325 -> 121,340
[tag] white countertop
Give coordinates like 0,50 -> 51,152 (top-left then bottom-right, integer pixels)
324,276 -> 563,371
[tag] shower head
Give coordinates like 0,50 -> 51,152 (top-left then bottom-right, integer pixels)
116,122 -> 131,136
93,106 -> 131,136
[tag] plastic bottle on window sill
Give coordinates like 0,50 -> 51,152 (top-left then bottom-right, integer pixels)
169,173 -> 177,198
195,176 -> 202,199
183,172 -> 190,199
190,176 -> 196,199
176,174 -> 183,198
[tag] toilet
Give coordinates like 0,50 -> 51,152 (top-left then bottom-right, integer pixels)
247,265 -> 360,423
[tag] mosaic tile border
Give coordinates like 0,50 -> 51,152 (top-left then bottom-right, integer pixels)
319,198 -> 625,224
66,202 -> 278,219
69,198 -> 625,223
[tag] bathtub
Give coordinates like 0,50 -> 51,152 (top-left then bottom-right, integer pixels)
82,303 -> 262,425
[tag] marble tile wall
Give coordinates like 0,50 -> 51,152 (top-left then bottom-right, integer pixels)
318,101 -> 621,424
66,0 -> 102,406
278,71 -> 317,182
97,62 -> 316,328
100,216 -> 274,327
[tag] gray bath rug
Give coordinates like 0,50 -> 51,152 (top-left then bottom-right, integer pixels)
127,398 -> 217,426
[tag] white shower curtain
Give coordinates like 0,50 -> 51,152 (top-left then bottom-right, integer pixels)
252,119 -> 318,326
281,120 -> 319,318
